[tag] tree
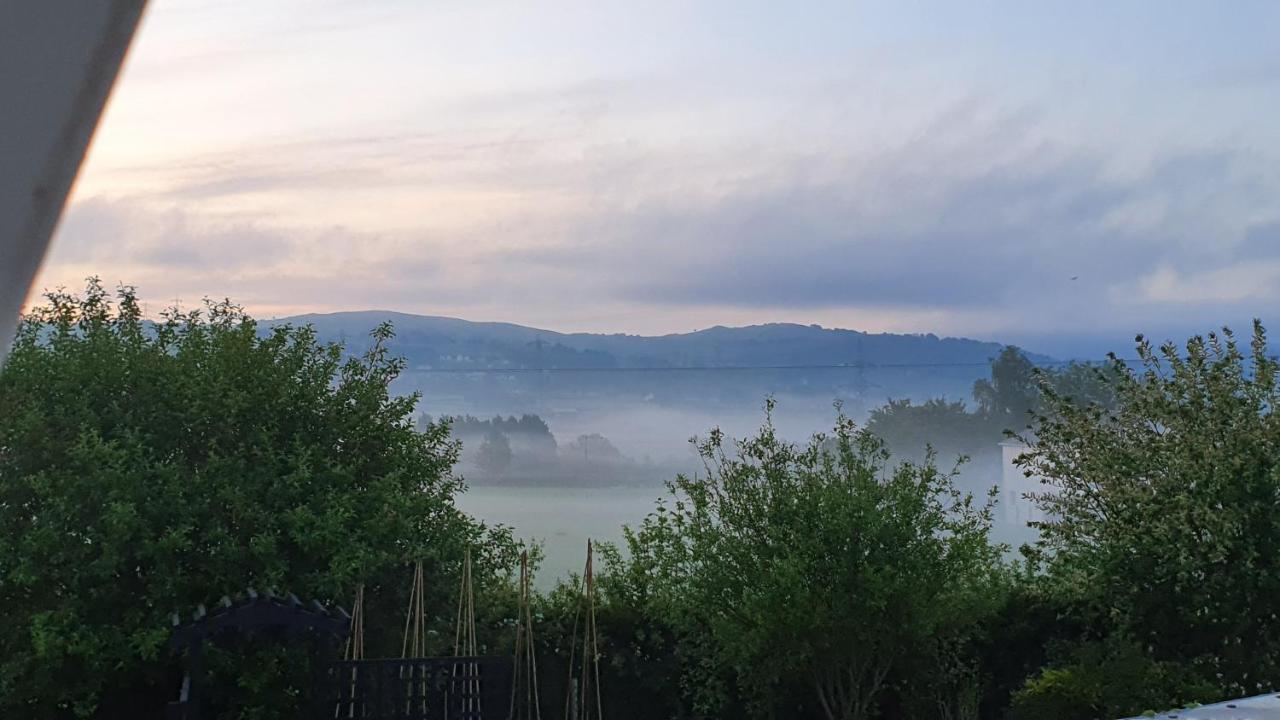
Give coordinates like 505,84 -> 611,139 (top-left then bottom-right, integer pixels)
563,433 -> 624,465
0,281 -> 519,718
1041,361 -> 1120,413
1018,321 -> 1280,707
972,346 -> 1039,421
475,429 -> 514,476
864,398 -> 996,477
866,352 -> 1115,502
625,402 -> 1003,720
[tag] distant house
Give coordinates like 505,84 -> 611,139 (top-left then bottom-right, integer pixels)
999,439 -> 1046,527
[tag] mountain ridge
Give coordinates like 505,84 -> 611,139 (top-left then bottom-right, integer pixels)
267,310 -> 1054,370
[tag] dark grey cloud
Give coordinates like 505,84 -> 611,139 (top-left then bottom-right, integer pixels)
508,137 -> 1277,320
1238,222 -> 1280,260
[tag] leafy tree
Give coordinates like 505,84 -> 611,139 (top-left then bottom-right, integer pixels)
625,402 -> 1003,720
0,281 -> 519,718
449,414 -> 557,459
476,428 -> 514,476
1041,361 -> 1120,413
1009,636 -> 1219,720
866,351 -> 1117,505
515,413 -> 553,436
1019,321 -> 1280,704
563,433 -> 624,465
447,414 -> 555,443
972,346 -> 1039,421
863,398 -> 999,491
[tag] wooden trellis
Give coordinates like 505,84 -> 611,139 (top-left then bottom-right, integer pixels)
324,655 -> 512,720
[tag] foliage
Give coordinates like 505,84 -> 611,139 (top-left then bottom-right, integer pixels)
865,349 -> 1114,501
624,402 -> 1004,720
1040,361 -> 1120,413
476,429 -> 514,476
972,346 -> 1040,421
865,398 -> 990,461
442,413 -> 556,441
433,410 -> 666,487
562,433 -> 625,464
531,543 -> 688,720
0,281 -> 520,718
1020,321 -> 1280,702
962,562 -> 1084,718
8,281 -> 1280,720
1009,636 -> 1220,720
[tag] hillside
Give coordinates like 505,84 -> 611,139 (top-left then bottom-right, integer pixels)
271,311 -> 1049,371
262,312 -> 1052,429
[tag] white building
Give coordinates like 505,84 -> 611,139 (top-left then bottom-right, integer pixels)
999,439 -> 1046,527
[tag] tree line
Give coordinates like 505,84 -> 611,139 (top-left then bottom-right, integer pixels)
2,281 -> 1278,719
418,412 -> 668,487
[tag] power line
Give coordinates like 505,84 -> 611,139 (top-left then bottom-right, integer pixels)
399,359 -> 1138,375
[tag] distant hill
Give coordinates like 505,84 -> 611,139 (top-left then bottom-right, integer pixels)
271,311 -> 1051,372
262,312 -> 1054,422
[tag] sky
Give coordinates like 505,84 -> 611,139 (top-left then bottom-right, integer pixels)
35,0 -> 1280,358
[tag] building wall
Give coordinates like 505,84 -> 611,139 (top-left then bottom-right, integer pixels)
1000,441 -> 1045,526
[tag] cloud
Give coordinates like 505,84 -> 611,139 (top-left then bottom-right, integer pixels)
49,197 -> 297,271
1237,222 -> 1280,260
499,121 -> 1280,337
1139,262 -> 1280,304
40,94 -> 1280,351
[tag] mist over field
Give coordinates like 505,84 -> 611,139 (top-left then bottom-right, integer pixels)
267,309 -> 1053,580
273,309 -> 1038,467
